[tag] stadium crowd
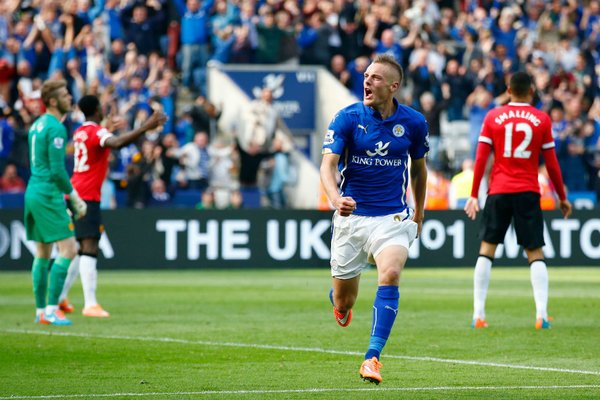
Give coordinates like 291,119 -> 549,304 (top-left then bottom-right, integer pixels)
0,0 -> 599,209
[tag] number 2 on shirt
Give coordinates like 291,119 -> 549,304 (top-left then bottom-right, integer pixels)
73,141 -> 90,172
503,122 -> 532,159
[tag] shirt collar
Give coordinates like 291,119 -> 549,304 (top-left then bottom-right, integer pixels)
363,98 -> 399,121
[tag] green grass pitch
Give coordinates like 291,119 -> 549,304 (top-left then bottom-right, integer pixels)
1,267 -> 599,399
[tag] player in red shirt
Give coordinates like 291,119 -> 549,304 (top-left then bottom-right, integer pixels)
59,95 -> 167,317
464,72 -> 572,330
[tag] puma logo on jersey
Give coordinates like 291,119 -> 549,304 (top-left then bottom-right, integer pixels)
366,141 -> 390,157
357,124 -> 368,134
384,305 -> 398,315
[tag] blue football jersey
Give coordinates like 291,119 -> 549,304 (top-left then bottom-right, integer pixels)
322,99 -> 429,216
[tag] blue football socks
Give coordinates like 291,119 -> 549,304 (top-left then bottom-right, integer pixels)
365,285 -> 399,360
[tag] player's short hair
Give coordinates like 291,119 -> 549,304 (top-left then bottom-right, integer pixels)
78,95 -> 101,119
509,72 -> 533,98
372,54 -> 403,84
41,79 -> 67,107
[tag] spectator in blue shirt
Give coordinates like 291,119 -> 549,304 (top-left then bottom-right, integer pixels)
297,12 -> 332,67
210,0 -> 239,63
173,0 -> 214,95
363,19 -> 418,69
347,55 -> 370,99
0,112 -> 14,173
441,59 -> 473,121
491,8 -> 518,62
103,0 -> 126,41
121,4 -> 164,56
466,84 -> 498,159
154,80 -> 175,135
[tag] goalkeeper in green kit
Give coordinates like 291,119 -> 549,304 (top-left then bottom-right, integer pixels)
24,79 -> 87,326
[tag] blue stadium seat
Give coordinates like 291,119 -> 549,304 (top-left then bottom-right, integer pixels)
172,189 -> 202,208
0,193 -> 24,209
115,190 -> 128,208
240,187 -> 262,209
568,191 -> 597,210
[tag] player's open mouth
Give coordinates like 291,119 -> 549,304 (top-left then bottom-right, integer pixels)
364,87 -> 372,99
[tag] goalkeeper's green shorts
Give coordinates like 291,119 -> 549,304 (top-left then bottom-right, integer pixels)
24,189 -> 74,243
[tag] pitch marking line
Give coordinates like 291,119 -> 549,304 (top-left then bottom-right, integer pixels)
1,385 -> 600,399
4,329 -> 600,377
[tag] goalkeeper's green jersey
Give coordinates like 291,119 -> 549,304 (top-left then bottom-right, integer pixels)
27,113 -> 73,196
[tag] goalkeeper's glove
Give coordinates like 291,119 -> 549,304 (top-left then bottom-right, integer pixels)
69,189 -> 87,220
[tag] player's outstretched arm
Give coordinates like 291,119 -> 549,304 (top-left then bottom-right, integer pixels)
320,153 -> 356,216
105,111 -> 168,149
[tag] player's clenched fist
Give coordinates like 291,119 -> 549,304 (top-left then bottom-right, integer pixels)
335,196 -> 357,217
144,111 -> 168,130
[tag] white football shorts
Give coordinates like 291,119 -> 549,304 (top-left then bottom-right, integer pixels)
330,209 -> 418,280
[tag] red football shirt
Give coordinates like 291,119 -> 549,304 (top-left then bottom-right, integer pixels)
473,102 -> 555,196
71,122 -> 114,201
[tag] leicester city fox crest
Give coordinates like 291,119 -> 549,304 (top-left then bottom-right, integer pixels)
392,124 -> 405,137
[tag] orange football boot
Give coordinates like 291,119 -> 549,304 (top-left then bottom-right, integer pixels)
59,298 -> 75,313
472,318 -> 488,329
82,304 -> 110,318
333,307 -> 352,327
359,357 -> 383,384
